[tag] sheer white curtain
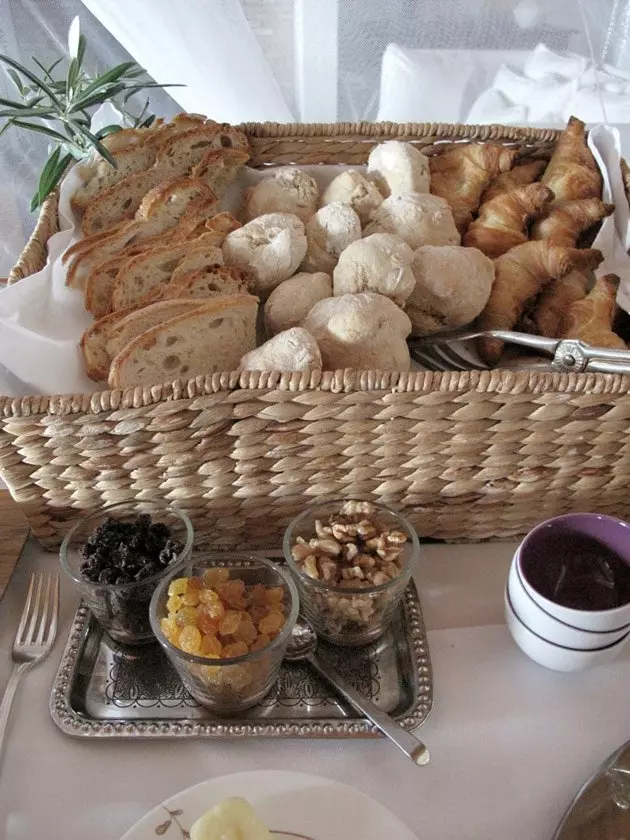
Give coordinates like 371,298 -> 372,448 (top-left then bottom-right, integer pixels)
78,0 -> 293,124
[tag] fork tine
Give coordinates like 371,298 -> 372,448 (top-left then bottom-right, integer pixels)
47,575 -> 60,645
24,573 -> 43,645
35,575 -> 52,645
15,574 -> 36,646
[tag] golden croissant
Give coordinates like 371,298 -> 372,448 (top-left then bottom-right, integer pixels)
541,116 -> 602,203
477,241 -> 604,364
464,183 -> 554,259
481,160 -> 547,204
530,198 -> 614,247
429,143 -> 519,233
522,271 -> 590,338
559,273 -> 626,349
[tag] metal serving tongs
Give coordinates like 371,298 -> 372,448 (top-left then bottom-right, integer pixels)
409,329 -> 630,375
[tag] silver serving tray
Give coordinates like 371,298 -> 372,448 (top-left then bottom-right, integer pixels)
50,570 -> 432,739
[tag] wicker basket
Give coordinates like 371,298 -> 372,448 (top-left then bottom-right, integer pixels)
3,120 -> 630,550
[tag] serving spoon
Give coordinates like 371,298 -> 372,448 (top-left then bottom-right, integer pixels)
285,616 -> 430,766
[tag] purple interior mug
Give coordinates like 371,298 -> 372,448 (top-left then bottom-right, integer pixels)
516,513 -> 630,633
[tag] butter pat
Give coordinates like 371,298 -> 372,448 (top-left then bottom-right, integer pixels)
190,797 -> 273,840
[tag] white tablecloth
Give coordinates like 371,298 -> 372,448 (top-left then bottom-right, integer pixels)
0,537 -> 628,840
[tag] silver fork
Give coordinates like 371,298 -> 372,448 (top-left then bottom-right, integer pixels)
411,329 -> 630,374
0,573 -> 59,756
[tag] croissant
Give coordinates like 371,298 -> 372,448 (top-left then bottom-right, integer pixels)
464,183 -> 554,259
559,273 -> 626,349
481,160 -> 547,203
429,143 -> 519,233
541,116 -> 602,203
477,242 -> 604,364
521,270 -> 590,338
530,198 -> 614,246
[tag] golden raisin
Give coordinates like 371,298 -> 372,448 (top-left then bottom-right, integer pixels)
168,578 -> 189,597
200,634 -> 223,658
175,606 -> 199,627
258,612 -> 285,635
219,610 -> 242,636
179,625 -> 202,654
202,568 -> 230,587
196,606 -> 219,635
166,594 -> 183,614
250,633 -> 271,651
222,641 -> 249,658
182,590 -> 200,607
198,588 -> 221,606
233,616 -> 258,644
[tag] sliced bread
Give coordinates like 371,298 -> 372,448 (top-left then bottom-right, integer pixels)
69,179 -> 217,292
108,294 -> 259,388
71,145 -> 158,213
191,148 -> 250,198
81,124 -> 248,235
162,266 -> 253,302
105,299 -> 205,361
82,201 -> 223,314
80,307 -> 136,381
71,116 -> 207,213
109,239 -> 223,312
168,245 -> 224,285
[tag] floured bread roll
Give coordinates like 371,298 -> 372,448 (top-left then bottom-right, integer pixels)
264,271 -> 332,336
222,212 -> 307,299
321,170 -> 383,224
303,292 -> 412,371
243,167 -> 319,222
367,141 -> 430,197
333,232 -> 415,306
407,245 -> 494,335
364,193 -> 460,249
301,203 -> 361,273
240,326 -> 322,371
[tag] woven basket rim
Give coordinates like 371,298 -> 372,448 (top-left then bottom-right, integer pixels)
237,120 -> 563,142
4,118 -> 628,414
2,368 -> 630,419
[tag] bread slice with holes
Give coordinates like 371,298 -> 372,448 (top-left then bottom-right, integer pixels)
162,266 -> 253,301
70,116 -> 210,212
108,294 -> 258,388
81,124 -> 250,235
109,236 -> 224,312
71,145 -> 158,213
69,179 -> 217,292
80,307 -> 136,381
191,148 -> 250,198
105,299 -> 205,361
82,201 -> 221,317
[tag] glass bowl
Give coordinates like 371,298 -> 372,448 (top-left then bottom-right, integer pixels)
150,553 -> 299,714
60,502 -> 194,645
283,498 -> 419,646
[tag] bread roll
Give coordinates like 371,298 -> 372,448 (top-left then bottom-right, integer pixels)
301,203 -> 361,274
264,271 -> 332,336
333,232 -> 415,306
240,327 -> 322,372
222,213 -> 307,299
364,193 -> 460,249
407,245 -> 494,335
321,170 -> 383,225
303,292 -> 412,371
243,167 -> 319,222
367,141 -> 430,197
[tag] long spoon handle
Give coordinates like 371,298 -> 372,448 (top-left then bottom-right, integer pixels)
306,651 -> 430,765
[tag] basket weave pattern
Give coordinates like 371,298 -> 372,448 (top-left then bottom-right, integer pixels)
3,121 -> 630,548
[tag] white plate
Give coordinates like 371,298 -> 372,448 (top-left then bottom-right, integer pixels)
119,770 -> 419,840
